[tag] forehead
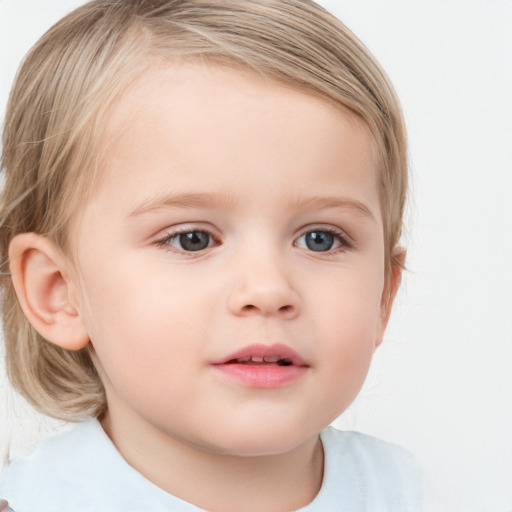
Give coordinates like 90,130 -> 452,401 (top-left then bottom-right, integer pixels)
93,63 -> 380,219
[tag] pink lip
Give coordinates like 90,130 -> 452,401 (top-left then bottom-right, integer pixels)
211,343 -> 309,389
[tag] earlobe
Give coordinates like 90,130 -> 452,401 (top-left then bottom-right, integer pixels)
9,233 -> 90,351
375,249 -> 406,350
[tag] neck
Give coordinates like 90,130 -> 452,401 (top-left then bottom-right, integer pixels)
101,410 -> 324,512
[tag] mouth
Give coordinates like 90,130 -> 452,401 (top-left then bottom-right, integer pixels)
225,355 -> 294,367
211,343 -> 309,388
212,343 -> 308,368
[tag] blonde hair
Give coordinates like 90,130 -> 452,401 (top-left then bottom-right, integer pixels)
0,0 -> 407,422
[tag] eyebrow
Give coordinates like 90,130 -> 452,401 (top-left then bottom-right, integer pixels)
289,195 -> 376,221
128,192 -> 234,217
128,192 -> 375,221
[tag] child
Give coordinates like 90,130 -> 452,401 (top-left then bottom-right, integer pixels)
0,0 -> 420,510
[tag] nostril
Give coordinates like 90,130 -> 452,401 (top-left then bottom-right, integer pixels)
228,286 -> 300,318
240,303 -> 294,315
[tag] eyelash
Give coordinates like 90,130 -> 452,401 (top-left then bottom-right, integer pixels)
153,225 -> 352,255
154,227 -> 220,254
295,226 -> 352,254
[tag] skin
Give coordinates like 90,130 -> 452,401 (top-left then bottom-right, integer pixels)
9,64 -> 402,512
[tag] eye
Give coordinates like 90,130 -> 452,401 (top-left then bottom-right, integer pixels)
295,229 -> 348,253
158,230 -> 214,252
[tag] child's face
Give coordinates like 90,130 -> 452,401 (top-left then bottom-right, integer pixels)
70,64 -> 394,456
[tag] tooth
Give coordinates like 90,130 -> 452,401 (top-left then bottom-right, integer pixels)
237,356 -> 251,363
263,356 -> 281,363
251,356 -> 264,362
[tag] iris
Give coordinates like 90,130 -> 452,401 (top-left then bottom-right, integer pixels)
304,231 -> 334,252
179,231 -> 210,251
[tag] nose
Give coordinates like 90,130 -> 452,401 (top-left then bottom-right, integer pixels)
226,256 -> 301,319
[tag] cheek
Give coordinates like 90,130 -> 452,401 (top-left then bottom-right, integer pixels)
311,303 -> 379,424
310,269 -> 384,383
314,264 -> 384,337
78,263 -> 209,392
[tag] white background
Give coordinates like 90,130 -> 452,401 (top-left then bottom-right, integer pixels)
1,1 -> 511,511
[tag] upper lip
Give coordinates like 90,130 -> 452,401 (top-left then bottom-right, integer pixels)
211,343 -> 309,367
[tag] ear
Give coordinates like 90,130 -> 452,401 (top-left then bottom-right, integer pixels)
374,248 -> 406,350
8,233 -> 89,351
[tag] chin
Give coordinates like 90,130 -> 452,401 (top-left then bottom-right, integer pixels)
199,421 -> 319,458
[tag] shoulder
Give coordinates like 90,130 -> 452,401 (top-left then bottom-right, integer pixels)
0,420 -> 105,510
0,420 -> 196,512
322,427 -> 419,471
310,427 -> 422,512
0,420 -> 103,478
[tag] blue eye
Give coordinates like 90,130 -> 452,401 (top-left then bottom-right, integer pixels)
304,231 -> 334,252
168,230 -> 212,251
296,229 -> 347,253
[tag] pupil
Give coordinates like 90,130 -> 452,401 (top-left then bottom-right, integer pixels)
305,231 -> 334,252
179,231 -> 210,251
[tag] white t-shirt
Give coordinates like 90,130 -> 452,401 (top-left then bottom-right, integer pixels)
0,420 -> 421,511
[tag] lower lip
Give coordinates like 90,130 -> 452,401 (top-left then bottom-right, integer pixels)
211,363 -> 308,388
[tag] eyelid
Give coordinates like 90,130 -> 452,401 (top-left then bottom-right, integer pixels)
152,223 -> 353,255
294,225 -> 353,251
153,223 -> 221,252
